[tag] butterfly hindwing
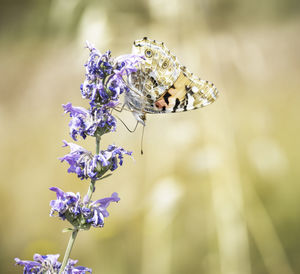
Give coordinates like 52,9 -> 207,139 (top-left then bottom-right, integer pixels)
154,66 -> 219,113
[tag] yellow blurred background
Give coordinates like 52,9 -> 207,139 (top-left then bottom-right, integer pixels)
1,0 -> 300,273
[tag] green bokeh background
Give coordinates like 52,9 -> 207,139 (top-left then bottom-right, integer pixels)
1,0 -> 300,273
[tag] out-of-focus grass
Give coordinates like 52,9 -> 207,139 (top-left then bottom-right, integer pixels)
1,1 -> 300,273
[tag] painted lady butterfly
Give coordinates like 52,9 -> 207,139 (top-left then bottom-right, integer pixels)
125,37 -> 219,126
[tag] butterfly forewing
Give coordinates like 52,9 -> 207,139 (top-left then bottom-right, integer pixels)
132,38 -> 181,95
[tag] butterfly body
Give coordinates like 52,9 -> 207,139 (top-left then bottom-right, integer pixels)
124,37 -> 219,125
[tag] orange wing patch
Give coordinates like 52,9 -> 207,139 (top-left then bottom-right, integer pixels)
155,72 -> 188,111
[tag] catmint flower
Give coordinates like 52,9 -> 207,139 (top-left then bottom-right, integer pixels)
63,103 -> 117,140
50,187 -> 120,229
15,253 -> 92,273
96,144 -> 133,171
59,141 -> 95,180
60,141 -> 132,180
81,41 -> 143,108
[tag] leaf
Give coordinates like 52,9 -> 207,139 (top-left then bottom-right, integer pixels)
99,173 -> 112,180
62,227 -> 74,233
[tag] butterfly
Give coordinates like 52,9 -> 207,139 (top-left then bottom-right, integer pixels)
124,37 -> 219,126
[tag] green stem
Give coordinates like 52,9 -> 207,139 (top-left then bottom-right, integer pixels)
59,136 -> 101,273
59,229 -> 78,274
96,135 -> 100,154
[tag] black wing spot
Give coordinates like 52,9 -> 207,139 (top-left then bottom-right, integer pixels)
183,94 -> 188,111
150,76 -> 158,87
185,85 -> 191,91
163,92 -> 171,105
172,98 -> 180,113
186,85 -> 196,96
185,85 -> 194,95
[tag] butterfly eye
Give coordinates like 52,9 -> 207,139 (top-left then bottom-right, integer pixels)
145,49 -> 153,58
162,60 -> 169,69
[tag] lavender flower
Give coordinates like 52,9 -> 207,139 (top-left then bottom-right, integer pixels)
60,141 -> 132,180
50,187 -> 120,229
80,41 -> 143,109
59,141 -> 94,180
14,42 -> 139,273
63,103 -> 117,140
15,253 -> 92,273
96,144 -> 133,171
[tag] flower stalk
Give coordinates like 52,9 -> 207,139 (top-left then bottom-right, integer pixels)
59,229 -> 79,274
59,136 -> 100,274
15,41 -> 142,273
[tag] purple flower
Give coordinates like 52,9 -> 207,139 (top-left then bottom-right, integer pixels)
91,192 -> 120,218
63,103 -> 117,140
49,187 -> 81,219
114,54 -> 144,78
81,41 -> 143,108
97,144 -> 133,171
65,259 -> 92,274
15,253 -> 92,273
50,187 -> 120,228
60,141 -> 132,181
63,103 -> 94,140
59,141 -> 95,180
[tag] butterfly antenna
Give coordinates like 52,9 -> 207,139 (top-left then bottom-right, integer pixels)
115,114 -> 139,133
141,125 -> 145,155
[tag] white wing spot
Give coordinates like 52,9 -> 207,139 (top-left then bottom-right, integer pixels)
187,93 -> 195,109
192,86 -> 199,93
209,87 -> 218,100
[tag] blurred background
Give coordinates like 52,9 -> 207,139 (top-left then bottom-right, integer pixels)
1,0 -> 300,273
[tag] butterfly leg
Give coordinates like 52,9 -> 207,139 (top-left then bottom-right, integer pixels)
112,103 -> 126,113
114,114 -> 139,133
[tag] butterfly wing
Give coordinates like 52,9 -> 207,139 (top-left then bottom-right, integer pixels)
131,38 -> 181,99
125,37 -> 219,120
154,67 -> 219,113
